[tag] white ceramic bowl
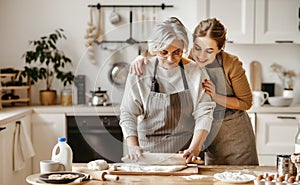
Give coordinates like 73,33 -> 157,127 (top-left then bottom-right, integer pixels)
268,96 -> 293,107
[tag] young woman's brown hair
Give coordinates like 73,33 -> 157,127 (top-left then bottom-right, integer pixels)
192,18 -> 227,50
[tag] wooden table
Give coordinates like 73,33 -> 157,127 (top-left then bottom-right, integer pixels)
26,165 -> 276,185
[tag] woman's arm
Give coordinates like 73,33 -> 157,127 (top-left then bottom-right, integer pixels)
202,54 -> 252,110
182,129 -> 208,163
125,136 -> 143,160
119,71 -> 146,160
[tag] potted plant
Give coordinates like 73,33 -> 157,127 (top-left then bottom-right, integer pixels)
270,63 -> 296,98
21,28 -> 74,105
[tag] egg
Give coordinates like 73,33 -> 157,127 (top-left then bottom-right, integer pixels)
288,176 -> 296,183
256,174 -> 264,180
276,176 -> 284,182
266,176 -> 274,181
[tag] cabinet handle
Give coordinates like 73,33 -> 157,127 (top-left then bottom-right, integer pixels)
275,40 -> 294,43
277,116 -> 296,119
226,40 -> 233,43
0,127 -> 6,132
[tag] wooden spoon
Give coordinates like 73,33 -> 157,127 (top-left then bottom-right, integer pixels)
95,8 -> 103,43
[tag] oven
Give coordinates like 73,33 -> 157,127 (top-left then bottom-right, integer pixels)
66,115 -> 123,163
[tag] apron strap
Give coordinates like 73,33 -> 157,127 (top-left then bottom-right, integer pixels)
151,59 -> 189,92
151,58 -> 160,92
178,60 -> 189,90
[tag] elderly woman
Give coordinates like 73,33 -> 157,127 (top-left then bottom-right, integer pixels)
129,18 -> 259,165
119,17 -> 215,163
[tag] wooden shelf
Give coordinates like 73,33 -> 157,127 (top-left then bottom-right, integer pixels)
0,74 -> 16,77
0,68 -> 31,108
0,98 -> 30,104
1,86 -> 30,90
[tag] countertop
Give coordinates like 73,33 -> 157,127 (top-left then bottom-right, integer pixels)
0,105 -> 120,126
1,104 -> 300,126
26,165 -> 276,185
248,104 -> 300,113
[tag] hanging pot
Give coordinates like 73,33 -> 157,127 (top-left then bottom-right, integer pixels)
108,62 -> 129,88
110,7 -> 121,24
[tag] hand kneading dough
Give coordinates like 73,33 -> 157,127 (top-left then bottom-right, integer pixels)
118,164 -> 187,172
87,159 -> 108,170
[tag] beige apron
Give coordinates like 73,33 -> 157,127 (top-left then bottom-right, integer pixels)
138,59 -> 194,153
204,54 -> 259,165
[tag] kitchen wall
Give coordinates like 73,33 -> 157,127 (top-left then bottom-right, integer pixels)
1,0 -> 300,105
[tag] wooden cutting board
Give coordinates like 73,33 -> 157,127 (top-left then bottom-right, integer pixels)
250,61 -> 262,91
73,163 -> 198,176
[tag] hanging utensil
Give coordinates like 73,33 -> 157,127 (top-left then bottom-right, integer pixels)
152,7 -> 156,26
141,7 -> 145,40
109,62 -> 129,87
110,7 -> 121,25
126,10 -> 137,45
95,7 -> 104,43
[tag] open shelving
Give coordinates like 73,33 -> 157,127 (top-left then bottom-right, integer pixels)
0,69 -> 31,108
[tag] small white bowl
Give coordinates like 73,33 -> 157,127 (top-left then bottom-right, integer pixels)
268,96 -> 293,107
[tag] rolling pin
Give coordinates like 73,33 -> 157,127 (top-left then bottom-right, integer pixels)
89,170 -> 119,181
73,168 -> 119,181
122,153 -> 204,165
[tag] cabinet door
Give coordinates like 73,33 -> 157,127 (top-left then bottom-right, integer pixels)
0,115 -> 32,185
256,114 -> 299,154
256,113 -> 299,166
0,123 -> 8,185
197,0 -> 255,43
32,113 -> 66,173
0,131 -> 2,185
255,0 -> 300,44
0,122 -> 14,185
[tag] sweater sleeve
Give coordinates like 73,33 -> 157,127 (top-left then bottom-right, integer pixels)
192,67 -> 216,132
223,52 -> 253,110
119,73 -> 145,139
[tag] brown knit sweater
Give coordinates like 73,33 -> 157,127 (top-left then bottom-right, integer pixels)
218,51 -> 252,110
187,51 -> 252,110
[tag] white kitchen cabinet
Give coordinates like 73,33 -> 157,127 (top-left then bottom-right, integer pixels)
0,114 -> 32,185
31,113 -> 66,173
197,0 -> 255,43
256,113 -> 299,166
197,0 -> 300,44
0,123 -> 7,185
255,0 -> 300,44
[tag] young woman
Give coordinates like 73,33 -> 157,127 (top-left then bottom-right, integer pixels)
119,17 -> 215,163
130,18 -> 258,165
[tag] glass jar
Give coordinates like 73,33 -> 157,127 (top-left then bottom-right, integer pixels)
61,89 -> 72,106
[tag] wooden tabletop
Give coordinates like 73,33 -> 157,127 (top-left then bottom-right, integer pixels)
26,165 -> 276,185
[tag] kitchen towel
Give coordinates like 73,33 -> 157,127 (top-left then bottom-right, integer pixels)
13,121 -> 35,171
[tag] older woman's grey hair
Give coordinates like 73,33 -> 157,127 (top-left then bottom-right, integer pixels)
148,17 -> 189,55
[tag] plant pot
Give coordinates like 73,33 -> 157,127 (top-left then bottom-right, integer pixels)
40,90 -> 57,105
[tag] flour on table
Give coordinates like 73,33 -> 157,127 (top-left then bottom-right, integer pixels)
117,164 -> 187,172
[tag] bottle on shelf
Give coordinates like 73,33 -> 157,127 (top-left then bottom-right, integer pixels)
295,120 -> 300,153
51,137 -> 73,171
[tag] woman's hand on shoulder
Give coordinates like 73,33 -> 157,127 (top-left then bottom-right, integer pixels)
129,55 -> 150,76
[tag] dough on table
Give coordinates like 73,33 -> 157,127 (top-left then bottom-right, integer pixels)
87,159 -> 108,170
